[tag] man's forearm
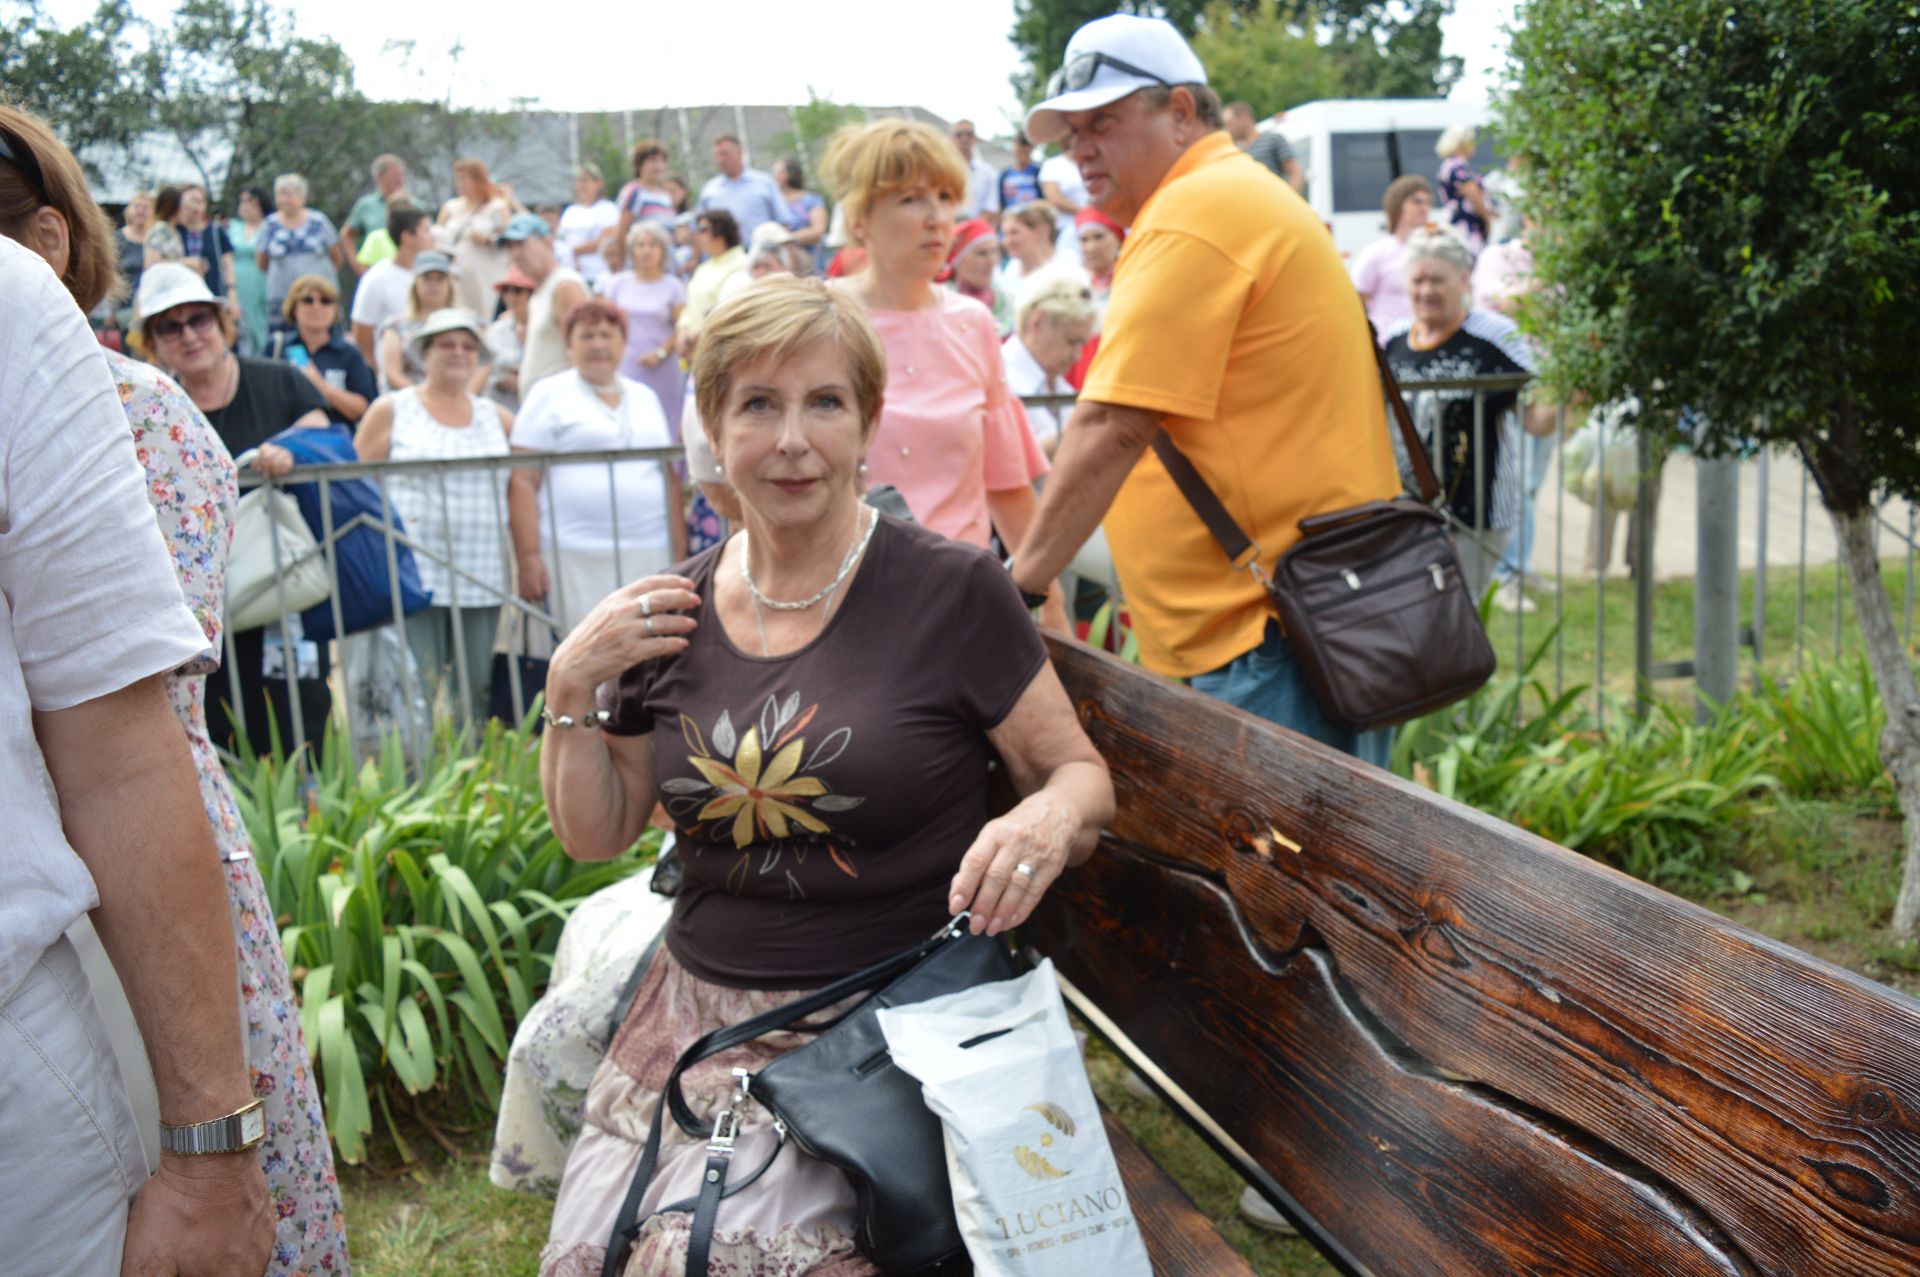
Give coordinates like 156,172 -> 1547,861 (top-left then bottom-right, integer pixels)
1010,399 -> 1157,593
35,676 -> 250,1124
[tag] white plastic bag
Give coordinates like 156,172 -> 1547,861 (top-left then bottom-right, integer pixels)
1562,397 -> 1644,512
878,959 -> 1153,1277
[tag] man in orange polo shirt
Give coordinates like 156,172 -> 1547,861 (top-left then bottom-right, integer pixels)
1009,12 -> 1402,769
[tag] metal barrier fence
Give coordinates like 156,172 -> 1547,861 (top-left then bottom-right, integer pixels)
231,445 -> 685,758
228,384 -> 1917,760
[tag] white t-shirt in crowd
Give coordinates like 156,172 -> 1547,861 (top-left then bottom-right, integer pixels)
350,257 -> 414,335
0,239 -> 208,1005
962,153 -> 1002,219
559,199 -> 621,283
1039,153 -> 1088,208
1038,154 -> 1087,264
511,370 -> 674,556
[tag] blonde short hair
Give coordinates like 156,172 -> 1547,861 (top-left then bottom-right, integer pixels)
280,272 -> 339,323
1436,124 -> 1477,159
1014,261 -> 1098,332
693,276 -> 888,447
819,118 -> 969,231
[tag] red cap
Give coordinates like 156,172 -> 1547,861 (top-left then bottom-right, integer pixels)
1075,206 -> 1126,242
495,266 -> 537,291
936,218 -> 999,284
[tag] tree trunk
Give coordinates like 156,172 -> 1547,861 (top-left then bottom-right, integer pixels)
1829,505 -> 1920,936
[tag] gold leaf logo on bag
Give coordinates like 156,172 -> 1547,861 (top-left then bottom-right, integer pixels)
1012,1100 -> 1077,1179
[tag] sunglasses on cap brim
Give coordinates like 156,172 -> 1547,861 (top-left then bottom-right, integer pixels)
1046,51 -> 1171,100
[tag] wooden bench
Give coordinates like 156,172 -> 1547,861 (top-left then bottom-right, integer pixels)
1020,636 -> 1920,1275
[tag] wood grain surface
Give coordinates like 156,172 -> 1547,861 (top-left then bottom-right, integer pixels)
1024,637 -> 1920,1276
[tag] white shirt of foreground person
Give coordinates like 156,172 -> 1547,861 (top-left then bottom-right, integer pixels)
0,238 -> 210,1265
513,369 -> 675,556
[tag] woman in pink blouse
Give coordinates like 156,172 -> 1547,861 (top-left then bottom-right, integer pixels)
820,119 -> 1061,620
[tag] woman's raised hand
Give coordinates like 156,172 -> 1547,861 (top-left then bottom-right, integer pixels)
546,574 -> 699,709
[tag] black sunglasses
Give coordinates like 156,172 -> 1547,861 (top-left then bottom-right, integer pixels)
1046,51 -> 1170,100
149,309 -> 219,341
0,128 -> 47,197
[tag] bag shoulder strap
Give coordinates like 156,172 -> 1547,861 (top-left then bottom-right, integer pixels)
1150,318 -> 1442,565
1370,321 -> 1441,504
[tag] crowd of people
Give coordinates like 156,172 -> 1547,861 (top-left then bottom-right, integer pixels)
0,8 -> 1551,1273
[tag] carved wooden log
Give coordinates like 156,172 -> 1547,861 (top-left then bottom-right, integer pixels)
1026,637 -> 1920,1276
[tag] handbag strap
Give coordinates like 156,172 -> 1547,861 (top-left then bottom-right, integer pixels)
599,917 -> 975,1277
1149,319 -> 1443,568
1370,321 -> 1442,504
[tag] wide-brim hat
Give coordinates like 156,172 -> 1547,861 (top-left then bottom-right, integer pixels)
136,261 -> 216,321
494,266 -> 537,291
411,308 -> 491,361
1024,15 -> 1209,146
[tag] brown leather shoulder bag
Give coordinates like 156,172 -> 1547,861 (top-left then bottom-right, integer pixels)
1151,329 -> 1496,732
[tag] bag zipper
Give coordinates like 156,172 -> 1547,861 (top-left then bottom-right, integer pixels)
1304,560 -> 1455,614
1290,529 -> 1452,592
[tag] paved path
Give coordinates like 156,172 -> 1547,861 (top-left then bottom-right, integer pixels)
1523,445 -> 1918,581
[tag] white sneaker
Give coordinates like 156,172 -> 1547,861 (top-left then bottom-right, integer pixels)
1492,579 -> 1539,614
1237,1185 -> 1299,1234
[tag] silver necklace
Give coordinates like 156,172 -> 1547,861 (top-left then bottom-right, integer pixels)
740,506 -> 878,655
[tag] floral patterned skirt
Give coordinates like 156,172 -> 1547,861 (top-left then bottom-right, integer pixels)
228,857 -> 350,1274
539,946 -> 879,1277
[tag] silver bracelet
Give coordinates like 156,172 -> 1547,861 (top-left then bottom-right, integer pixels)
542,705 -> 613,730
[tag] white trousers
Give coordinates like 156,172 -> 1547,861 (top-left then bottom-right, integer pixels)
0,936 -> 145,1275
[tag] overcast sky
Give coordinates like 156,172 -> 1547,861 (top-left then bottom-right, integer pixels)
45,0 -> 1519,131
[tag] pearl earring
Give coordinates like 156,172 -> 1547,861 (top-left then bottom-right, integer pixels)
714,461 -> 725,474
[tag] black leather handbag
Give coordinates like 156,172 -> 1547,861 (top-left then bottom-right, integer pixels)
600,915 -> 1022,1276
1151,324 -> 1496,731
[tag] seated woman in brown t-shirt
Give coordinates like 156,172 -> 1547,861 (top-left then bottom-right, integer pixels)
535,275 -> 1114,1277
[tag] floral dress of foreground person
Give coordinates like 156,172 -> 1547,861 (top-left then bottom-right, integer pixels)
115,349 -> 351,1274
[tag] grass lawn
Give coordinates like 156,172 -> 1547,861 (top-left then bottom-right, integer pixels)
1488,556 -> 1920,707
340,794 -> 1912,1276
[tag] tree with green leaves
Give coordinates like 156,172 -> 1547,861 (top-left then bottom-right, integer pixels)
1010,0 -> 1460,106
1500,0 -> 1920,931
2,0 -> 511,224
770,88 -> 868,188
0,0 -> 160,170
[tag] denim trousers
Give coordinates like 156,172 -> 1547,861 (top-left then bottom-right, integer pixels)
1189,619 -> 1395,769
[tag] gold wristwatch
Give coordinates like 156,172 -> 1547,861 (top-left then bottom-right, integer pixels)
158,1097 -> 267,1155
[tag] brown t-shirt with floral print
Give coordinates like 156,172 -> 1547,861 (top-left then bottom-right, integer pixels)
598,514 -> 1048,989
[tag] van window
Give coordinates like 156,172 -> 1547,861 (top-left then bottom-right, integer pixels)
1329,129 -> 1500,214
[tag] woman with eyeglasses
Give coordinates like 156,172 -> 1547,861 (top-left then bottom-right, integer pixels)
135,262 -> 337,758
355,309 -> 515,727
820,119 -> 1060,623
274,272 -> 376,426
0,104 -> 346,1275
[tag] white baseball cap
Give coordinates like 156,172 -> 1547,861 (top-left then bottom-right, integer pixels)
135,261 -> 216,320
1024,15 -> 1209,146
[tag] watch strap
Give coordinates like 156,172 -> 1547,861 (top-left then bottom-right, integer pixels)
158,1097 -> 267,1155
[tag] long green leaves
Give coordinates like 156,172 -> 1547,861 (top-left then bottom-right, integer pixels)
229,716 -> 657,1163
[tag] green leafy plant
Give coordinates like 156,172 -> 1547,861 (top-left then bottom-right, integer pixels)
228,717 -> 656,1163
1747,658 -> 1893,807
1396,631 -> 1779,894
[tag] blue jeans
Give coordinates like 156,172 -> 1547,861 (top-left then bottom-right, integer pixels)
1497,430 -> 1559,583
1189,620 -> 1395,769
